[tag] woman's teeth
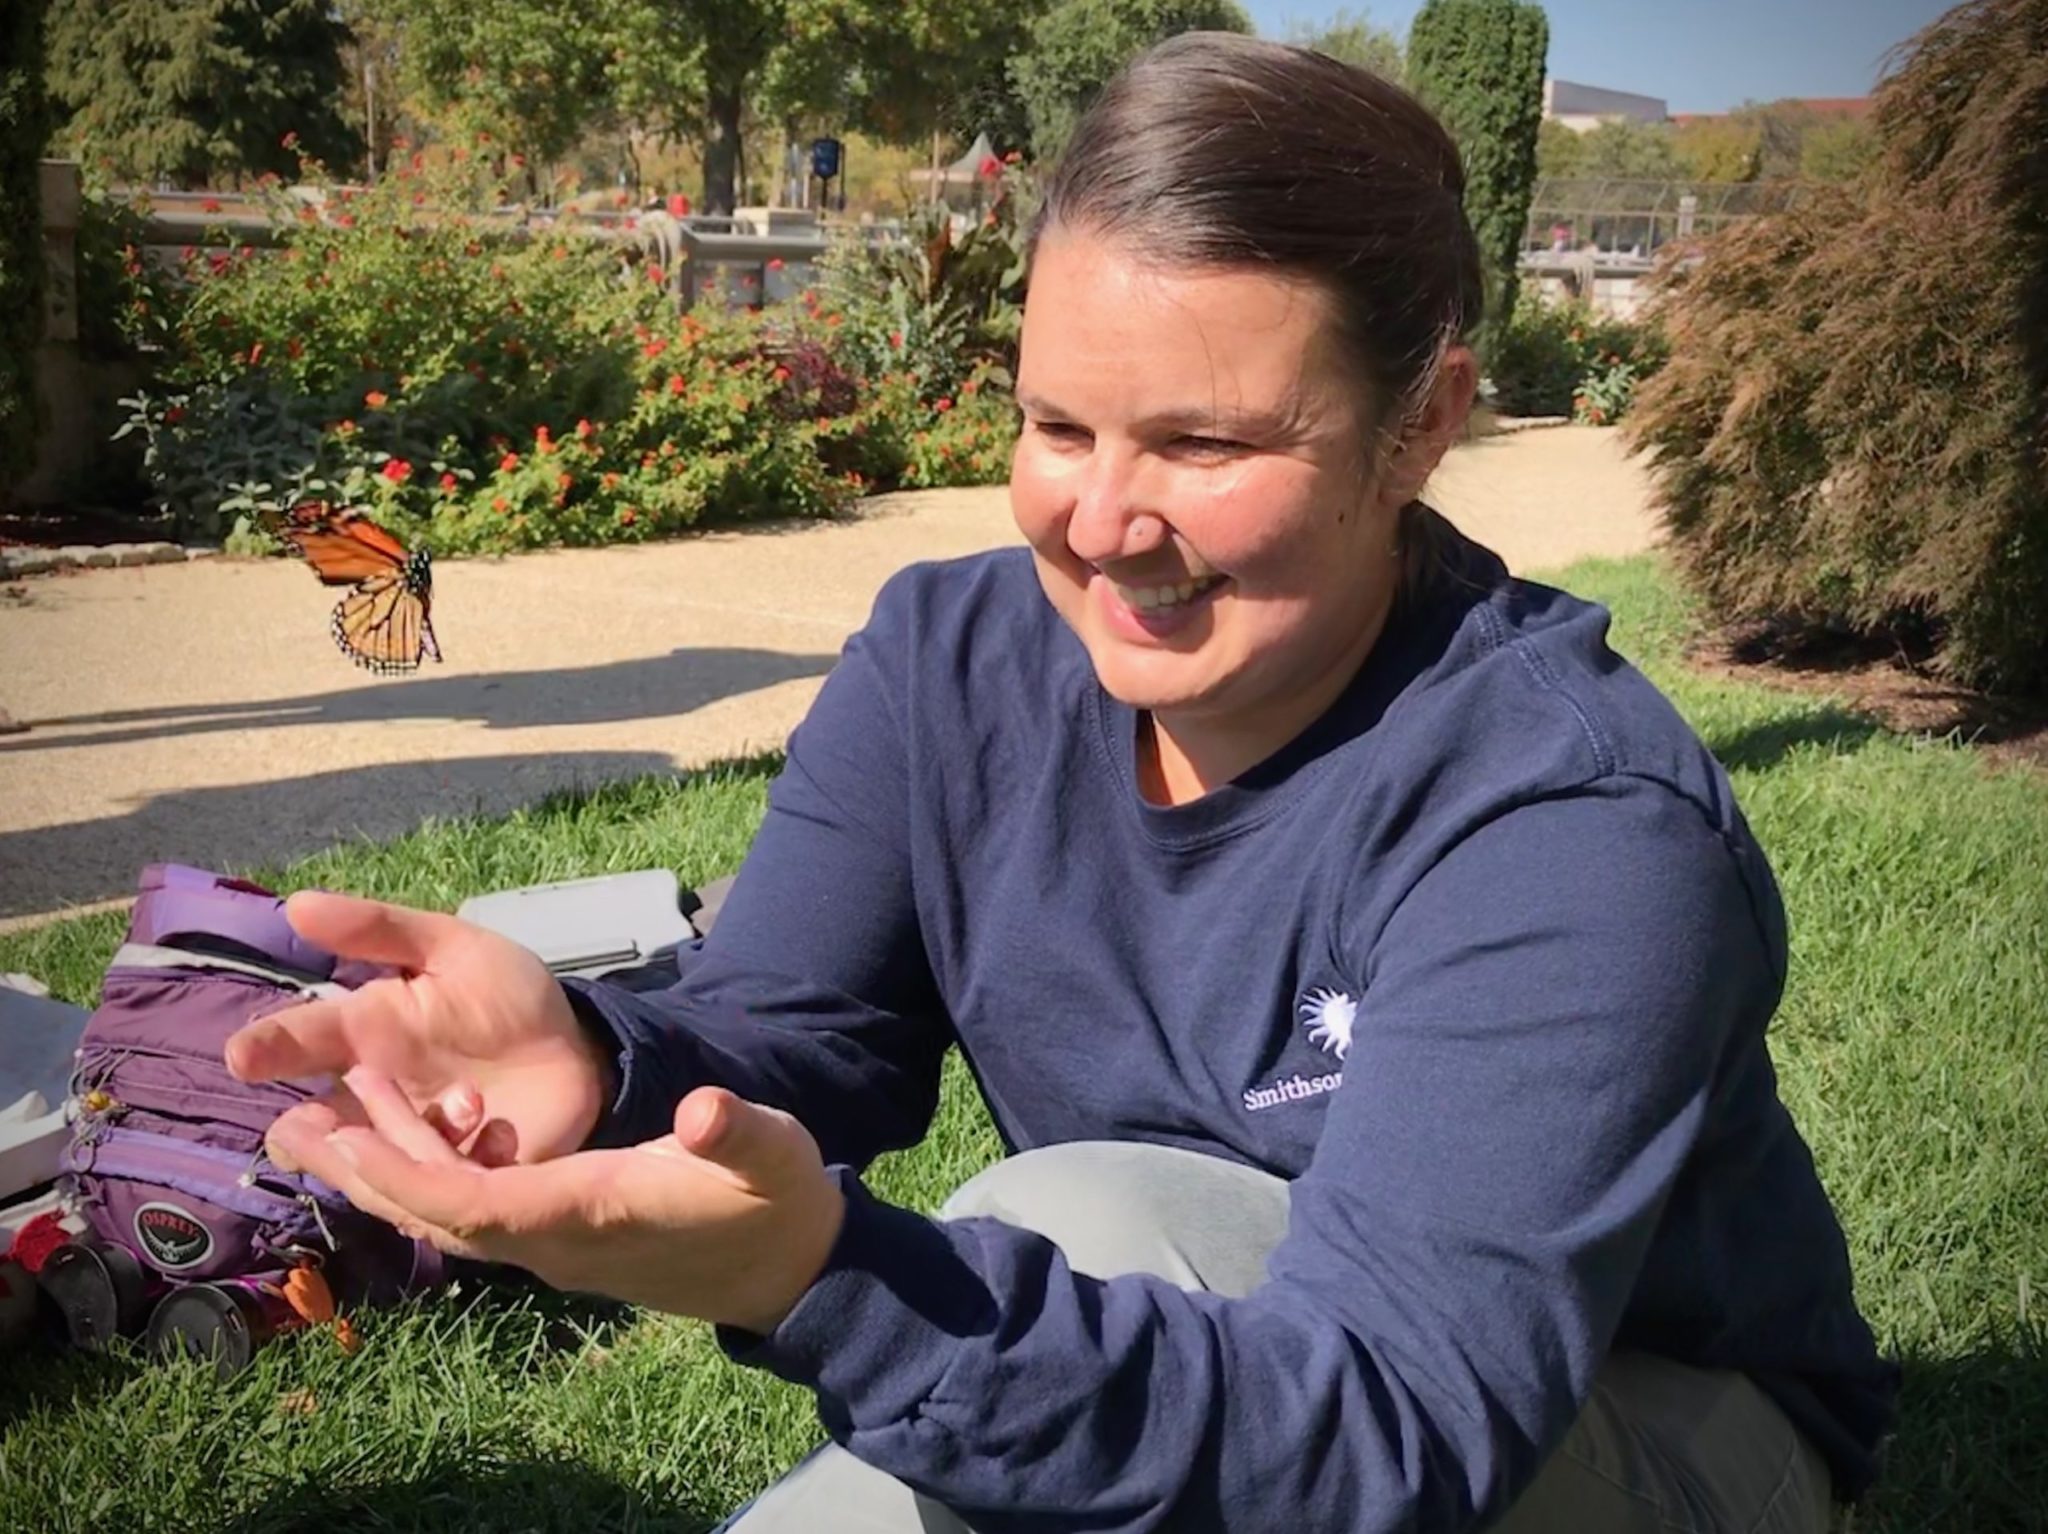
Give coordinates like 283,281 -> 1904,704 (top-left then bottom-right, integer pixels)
1117,574 -> 1226,611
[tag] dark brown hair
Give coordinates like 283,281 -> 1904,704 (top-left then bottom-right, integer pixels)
1027,32 -> 1483,435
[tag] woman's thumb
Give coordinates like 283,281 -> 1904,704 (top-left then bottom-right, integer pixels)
672,1088 -> 805,1188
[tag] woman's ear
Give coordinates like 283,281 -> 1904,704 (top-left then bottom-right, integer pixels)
1377,345 -> 1479,511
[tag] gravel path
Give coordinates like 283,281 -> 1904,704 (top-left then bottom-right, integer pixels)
0,426 -> 1660,926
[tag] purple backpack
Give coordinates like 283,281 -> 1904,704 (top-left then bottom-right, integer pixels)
59,865 -> 444,1327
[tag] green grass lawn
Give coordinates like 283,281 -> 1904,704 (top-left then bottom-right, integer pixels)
2,554 -> 2044,1532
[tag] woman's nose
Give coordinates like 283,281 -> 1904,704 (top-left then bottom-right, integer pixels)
1065,454 -> 1170,566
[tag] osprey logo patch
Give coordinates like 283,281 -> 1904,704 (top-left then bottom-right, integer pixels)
135,1201 -> 213,1271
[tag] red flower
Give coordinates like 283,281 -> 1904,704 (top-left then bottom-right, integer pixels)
978,155 -> 1002,179
575,418 -> 595,439
936,397 -> 954,412
440,472 -> 459,493
772,366 -> 791,382
643,338 -> 668,360
666,193 -> 691,218
163,405 -> 186,425
337,419 -> 358,435
335,213 -> 356,229
281,131 -> 299,150
888,331 -> 904,350
499,452 -> 520,473
961,378 -> 980,396
535,425 -> 554,453
381,459 -> 413,485
601,471 -> 620,489
364,390 -> 389,409
619,507 -> 638,526
668,374 -> 686,396
645,263 -> 665,286
492,496 -> 510,513
557,471 -> 573,491
202,198 -> 222,215
767,257 -> 784,271
247,342 -> 265,366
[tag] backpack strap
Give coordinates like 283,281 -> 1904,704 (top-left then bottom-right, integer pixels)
128,873 -> 336,982
110,943 -> 349,1000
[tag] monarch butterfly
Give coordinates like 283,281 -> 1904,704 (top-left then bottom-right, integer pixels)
277,504 -> 442,675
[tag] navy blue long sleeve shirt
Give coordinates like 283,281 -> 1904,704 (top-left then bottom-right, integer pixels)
566,532 -> 1897,1531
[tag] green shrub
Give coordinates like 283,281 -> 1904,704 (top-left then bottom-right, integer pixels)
1487,290 -> 1666,420
119,140 -> 1017,551
1628,0 -> 2048,694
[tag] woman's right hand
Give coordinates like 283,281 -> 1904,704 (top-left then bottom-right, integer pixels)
224,891 -> 613,1170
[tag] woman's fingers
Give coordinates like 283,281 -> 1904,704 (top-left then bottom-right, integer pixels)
421,1081 -> 486,1149
225,996 -> 355,1083
345,1067 -> 468,1166
282,890 -> 474,973
315,1128 -> 490,1259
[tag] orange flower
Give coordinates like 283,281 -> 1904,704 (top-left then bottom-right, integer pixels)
493,496 -> 510,513
364,390 -> 389,409
575,418 -> 595,439
499,452 -> 520,472
440,472 -> 459,493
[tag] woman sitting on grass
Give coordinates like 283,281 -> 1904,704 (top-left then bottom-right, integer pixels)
226,34 -> 1898,1533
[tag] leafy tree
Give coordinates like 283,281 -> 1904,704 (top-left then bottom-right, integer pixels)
1800,116 -> 1873,182
1735,99 -> 1816,180
1406,0 -> 1548,365
812,0 -> 1051,149
1536,115 -> 1584,177
367,0 -> 614,171
1575,118 -> 1680,179
2,0 -> 53,489
1285,7 -> 1402,81
610,0 -> 774,214
1672,115 -> 1760,181
45,0 -> 360,186
1008,0 -> 1253,163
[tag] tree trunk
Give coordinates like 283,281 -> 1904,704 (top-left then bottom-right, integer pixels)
363,57 -> 377,183
703,85 -> 743,215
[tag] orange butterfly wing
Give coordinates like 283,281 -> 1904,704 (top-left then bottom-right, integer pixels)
280,504 -> 441,673
331,569 -> 439,675
280,504 -> 408,586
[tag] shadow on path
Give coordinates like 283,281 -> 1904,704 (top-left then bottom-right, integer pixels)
2,647 -> 837,752
0,751 -> 685,918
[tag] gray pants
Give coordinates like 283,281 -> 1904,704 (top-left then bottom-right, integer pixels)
727,1141 -> 1833,1532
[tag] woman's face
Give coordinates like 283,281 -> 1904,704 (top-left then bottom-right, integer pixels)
1011,229 -> 1424,770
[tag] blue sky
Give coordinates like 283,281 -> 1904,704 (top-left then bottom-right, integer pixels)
1249,0 -> 1959,113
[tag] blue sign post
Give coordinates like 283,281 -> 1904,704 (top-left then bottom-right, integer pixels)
810,137 -> 845,212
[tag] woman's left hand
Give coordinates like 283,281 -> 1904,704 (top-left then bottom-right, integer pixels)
272,1068 -> 846,1335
